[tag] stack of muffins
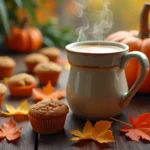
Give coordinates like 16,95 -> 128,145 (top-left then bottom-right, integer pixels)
0,56 -> 16,105
0,46 -> 69,134
24,47 -> 62,85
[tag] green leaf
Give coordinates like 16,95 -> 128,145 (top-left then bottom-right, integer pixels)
43,36 -> 55,47
13,0 -> 23,7
56,0 -> 63,4
0,0 -> 10,35
22,0 -> 37,23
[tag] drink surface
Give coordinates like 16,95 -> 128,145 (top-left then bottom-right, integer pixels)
70,44 -> 123,54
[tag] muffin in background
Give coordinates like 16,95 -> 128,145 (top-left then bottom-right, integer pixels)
8,73 -> 36,97
0,83 -> 7,106
34,62 -> 62,85
39,47 -> 61,62
0,56 -> 16,78
24,53 -> 49,73
28,99 -> 69,134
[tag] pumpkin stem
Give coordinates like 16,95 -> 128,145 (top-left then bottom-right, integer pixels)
20,18 -> 28,28
138,3 -> 150,39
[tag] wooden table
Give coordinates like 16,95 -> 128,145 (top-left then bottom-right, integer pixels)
0,49 -> 150,150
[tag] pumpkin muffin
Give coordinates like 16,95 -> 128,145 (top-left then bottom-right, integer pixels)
0,56 -> 16,78
39,47 -> 61,62
0,83 -> 7,106
24,53 -> 49,73
28,99 -> 69,134
34,62 -> 62,85
8,73 -> 36,97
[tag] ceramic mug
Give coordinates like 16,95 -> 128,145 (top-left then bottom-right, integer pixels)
66,41 -> 149,120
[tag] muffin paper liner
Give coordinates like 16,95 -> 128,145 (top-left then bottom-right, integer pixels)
0,67 -> 14,78
28,115 -> 67,134
36,72 -> 60,85
0,95 -> 4,106
9,84 -> 36,97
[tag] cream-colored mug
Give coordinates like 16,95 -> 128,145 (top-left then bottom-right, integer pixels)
66,41 -> 149,120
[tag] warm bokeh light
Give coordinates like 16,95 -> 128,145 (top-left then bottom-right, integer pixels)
64,0 -> 150,33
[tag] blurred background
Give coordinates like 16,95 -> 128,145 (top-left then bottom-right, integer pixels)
0,0 -> 149,50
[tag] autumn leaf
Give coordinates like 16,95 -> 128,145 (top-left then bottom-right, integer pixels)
3,77 -> 10,83
70,120 -> 115,144
0,77 -> 10,84
57,58 -> 70,70
33,81 -> 65,101
0,100 -> 29,121
0,118 -> 23,141
110,113 -> 150,142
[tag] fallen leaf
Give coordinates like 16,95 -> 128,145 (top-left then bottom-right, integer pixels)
120,113 -> 150,142
3,77 -> 10,84
0,118 -> 23,141
70,120 -> 115,144
33,81 -> 65,101
0,77 -> 10,84
110,113 -> 150,142
57,58 -> 70,70
0,100 -> 29,121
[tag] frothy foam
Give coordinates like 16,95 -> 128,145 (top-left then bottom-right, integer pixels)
70,45 -> 123,53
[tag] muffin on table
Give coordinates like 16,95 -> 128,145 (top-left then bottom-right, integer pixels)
8,73 -> 36,97
24,53 -> 49,73
28,99 -> 69,134
0,56 -> 16,78
34,62 -> 62,85
39,47 -> 61,62
0,83 -> 7,106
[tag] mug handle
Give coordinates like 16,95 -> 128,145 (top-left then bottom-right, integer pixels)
120,51 -> 149,108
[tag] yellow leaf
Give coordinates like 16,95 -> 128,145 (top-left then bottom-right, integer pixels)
96,130 -> 115,143
3,77 -> 9,84
70,130 -> 84,137
6,105 -> 16,114
70,137 -> 81,141
0,100 -> 30,121
17,100 -> 27,111
0,111 -> 11,116
64,64 -> 70,70
92,121 -> 111,137
70,120 -> 115,144
83,120 -> 93,136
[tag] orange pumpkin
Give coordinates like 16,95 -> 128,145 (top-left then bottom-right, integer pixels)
106,3 -> 150,93
5,19 -> 43,53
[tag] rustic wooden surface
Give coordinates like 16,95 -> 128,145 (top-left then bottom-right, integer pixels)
0,49 -> 150,150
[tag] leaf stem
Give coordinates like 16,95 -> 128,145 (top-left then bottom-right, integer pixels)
109,117 -> 132,127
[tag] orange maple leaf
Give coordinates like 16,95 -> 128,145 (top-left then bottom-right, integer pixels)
119,113 -> 150,142
33,81 -> 65,101
0,118 -> 23,141
70,120 -> 115,144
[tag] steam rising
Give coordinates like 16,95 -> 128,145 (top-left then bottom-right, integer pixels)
74,0 -> 113,41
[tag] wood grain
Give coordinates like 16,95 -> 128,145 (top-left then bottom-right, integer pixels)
0,48 -> 150,150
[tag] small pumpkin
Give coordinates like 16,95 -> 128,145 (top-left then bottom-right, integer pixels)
5,18 -> 43,53
106,3 -> 150,93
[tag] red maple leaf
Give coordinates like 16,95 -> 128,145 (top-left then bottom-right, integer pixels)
120,113 -> 150,141
0,118 -> 23,141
